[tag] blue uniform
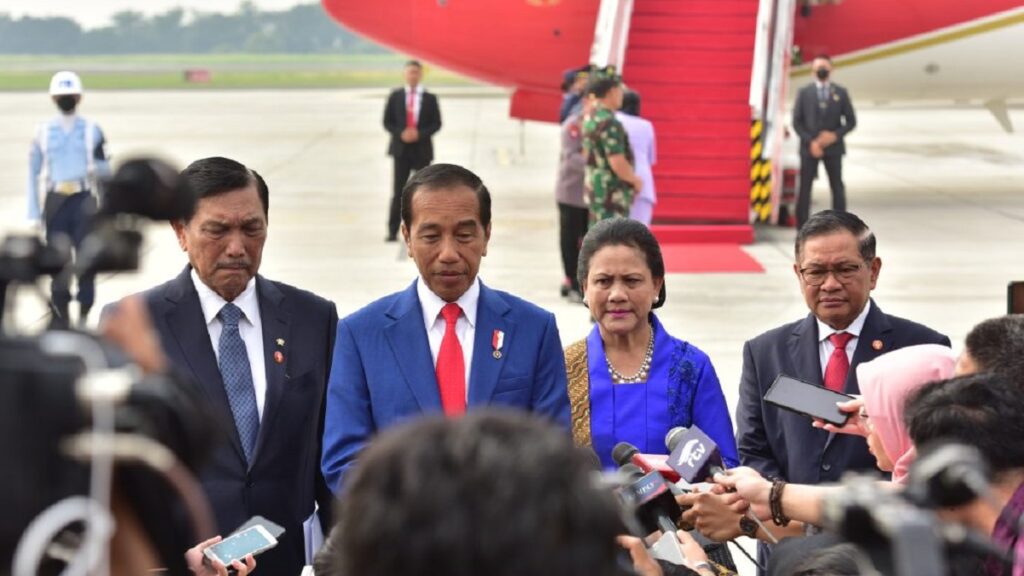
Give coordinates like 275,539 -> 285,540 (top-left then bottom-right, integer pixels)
28,115 -> 110,322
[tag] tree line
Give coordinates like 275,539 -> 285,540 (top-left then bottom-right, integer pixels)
0,2 -> 390,54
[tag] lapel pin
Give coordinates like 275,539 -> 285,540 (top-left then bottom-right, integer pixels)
833,94 -> 840,102
274,350 -> 285,364
871,339 -> 883,351
492,329 -> 505,360
276,338 -> 285,347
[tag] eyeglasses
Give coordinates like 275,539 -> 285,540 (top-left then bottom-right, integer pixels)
859,408 -> 874,434
799,262 -> 867,286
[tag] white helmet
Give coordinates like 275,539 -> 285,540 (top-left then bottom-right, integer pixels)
49,71 -> 83,96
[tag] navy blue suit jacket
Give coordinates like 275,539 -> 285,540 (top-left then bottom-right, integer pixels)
141,268 -> 337,576
735,300 -> 949,485
321,280 -> 571,491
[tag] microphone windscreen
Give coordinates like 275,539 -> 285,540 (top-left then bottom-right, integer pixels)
612,442 -> 639,467
664,426 -> 688,452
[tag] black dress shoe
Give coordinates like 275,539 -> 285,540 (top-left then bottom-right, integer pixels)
385,235 -> 398,242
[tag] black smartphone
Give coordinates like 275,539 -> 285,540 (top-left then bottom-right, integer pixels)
764,374 -> 854,426
1009,282 -> 1024,314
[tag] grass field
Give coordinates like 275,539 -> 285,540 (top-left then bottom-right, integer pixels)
0,54 -> 482,90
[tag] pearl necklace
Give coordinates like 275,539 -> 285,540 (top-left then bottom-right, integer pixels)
606,326 -> 655,384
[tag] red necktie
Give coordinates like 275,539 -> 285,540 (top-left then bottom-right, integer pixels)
406,89 -> 416,128
823,332 -> 853,392
436,302 -> 466,416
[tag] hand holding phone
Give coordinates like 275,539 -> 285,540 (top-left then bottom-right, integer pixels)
203,525 -> 277,567
186,536 -> 256,576
764,374 -> 854,426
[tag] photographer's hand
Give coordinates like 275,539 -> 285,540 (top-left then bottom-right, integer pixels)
100,296 -> 167,374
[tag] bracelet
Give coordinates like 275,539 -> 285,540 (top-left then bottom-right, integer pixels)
690,561 -> 715,575
769,479 -> 791,527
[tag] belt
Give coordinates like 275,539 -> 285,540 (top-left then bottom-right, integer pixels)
49,180 -> 88,195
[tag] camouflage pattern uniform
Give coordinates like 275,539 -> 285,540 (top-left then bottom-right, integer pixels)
582,104 -> 634,223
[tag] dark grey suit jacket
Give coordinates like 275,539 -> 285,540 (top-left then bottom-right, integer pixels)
792,81 -> 856,157
735,300 -> 949,485
140,267 -> 338,576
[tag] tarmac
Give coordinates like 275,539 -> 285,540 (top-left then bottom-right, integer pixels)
0,87 -> 1022,572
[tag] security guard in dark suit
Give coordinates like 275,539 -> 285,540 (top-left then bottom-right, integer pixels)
792,55 -> 857,228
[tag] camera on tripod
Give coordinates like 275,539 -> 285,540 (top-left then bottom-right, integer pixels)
0,158 -> 219,576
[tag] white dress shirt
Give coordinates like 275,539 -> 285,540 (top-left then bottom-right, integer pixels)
191,269 -> 267,420
418,276 -> 479,389
816,300 -> 872,377
405,84 -> 423,124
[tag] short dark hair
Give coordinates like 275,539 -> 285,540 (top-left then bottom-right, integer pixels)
332,410 -> 626,576
401,163 -> 492,230
586,76 -> 621,99
905,373 -> 1024,476
795,210 -> 875,261
791,543 -> 865,575
577,218 -> 666,308
179,156 -> 269,222
620,90 -> 641,116
963,315 -> 1024,385
405,59 -> 422,69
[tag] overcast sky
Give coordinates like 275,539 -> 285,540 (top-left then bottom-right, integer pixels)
3,0 -> 311,29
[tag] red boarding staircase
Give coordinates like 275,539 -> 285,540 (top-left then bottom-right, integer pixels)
622,0 -> 758,244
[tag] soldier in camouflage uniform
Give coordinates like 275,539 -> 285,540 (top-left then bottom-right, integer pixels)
582,75 -> 642,224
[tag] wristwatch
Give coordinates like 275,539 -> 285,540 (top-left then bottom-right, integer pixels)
738,515 -> 759,538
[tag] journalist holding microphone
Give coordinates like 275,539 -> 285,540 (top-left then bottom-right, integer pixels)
563,218 -> 737,469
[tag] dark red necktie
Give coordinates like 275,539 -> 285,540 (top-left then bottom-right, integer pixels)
436,302 -> 466,416
823,332 -> 853,392
406,89 -> 416,128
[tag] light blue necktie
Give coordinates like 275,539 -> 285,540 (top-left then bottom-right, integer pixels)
218,303 -> 260,464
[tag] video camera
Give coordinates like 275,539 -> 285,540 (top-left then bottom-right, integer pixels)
818,442 -> 1014,576
0,159 -> 216,576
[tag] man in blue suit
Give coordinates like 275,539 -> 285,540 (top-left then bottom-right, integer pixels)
322,163 -> 571,491
734,210 -> 948,568
134,157 -> 337,575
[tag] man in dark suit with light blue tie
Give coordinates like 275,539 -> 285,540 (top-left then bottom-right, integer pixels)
321,163 -> 571,492
136,157 -> 337,575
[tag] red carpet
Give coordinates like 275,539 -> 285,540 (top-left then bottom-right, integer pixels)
660,243 -> 764,274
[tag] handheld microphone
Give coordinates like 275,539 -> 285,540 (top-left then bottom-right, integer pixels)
666,426 -> 779,545
665,426 -> 724,483
618,466 -> 687,565
612,441 -> 681,482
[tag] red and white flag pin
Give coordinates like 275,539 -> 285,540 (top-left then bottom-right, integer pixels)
492,329 -> 505,359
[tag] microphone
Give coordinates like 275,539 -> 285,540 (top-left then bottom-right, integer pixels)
612,441 -> 681,482
618,465 -> 687,565
665,426 -> 724,484
906,442 -> 993,509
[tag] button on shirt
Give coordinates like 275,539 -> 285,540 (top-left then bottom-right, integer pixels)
817,300 -> 872,378
418,276 -> 479,392
192,269 -> 267,419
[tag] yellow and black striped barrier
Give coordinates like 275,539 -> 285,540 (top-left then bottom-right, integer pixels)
750,119 -> 772,222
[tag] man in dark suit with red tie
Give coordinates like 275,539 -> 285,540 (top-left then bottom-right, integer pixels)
792,55 -> 856,228
383,60 -> 442,242
734,210 -> 948,571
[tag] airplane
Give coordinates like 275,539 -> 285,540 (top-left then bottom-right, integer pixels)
321,0 -> 1023,233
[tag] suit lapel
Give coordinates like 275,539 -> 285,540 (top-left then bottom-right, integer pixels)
384,282 -> 442,413
254,276 -> 290,464
468,283 -> 514,407
789,314 -> 824,386
163,268 -> 246,465
846,301 -> 892,394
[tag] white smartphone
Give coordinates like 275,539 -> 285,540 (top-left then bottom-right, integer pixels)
203,525 -> 278,566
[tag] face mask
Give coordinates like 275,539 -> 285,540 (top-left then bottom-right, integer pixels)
55,95 -> 78,113
815,68 -> 830,81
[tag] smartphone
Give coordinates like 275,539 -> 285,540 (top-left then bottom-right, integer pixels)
1008,282 -> 1024,314
204,525 -> 278,566
763,374 -> 853,426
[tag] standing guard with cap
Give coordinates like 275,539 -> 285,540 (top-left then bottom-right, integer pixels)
28,71 -> 111,328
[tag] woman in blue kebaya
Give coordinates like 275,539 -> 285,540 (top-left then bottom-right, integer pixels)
564,218 -> 738,469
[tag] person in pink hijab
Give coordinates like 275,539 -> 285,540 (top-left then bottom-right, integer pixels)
856,343 -> 957,484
